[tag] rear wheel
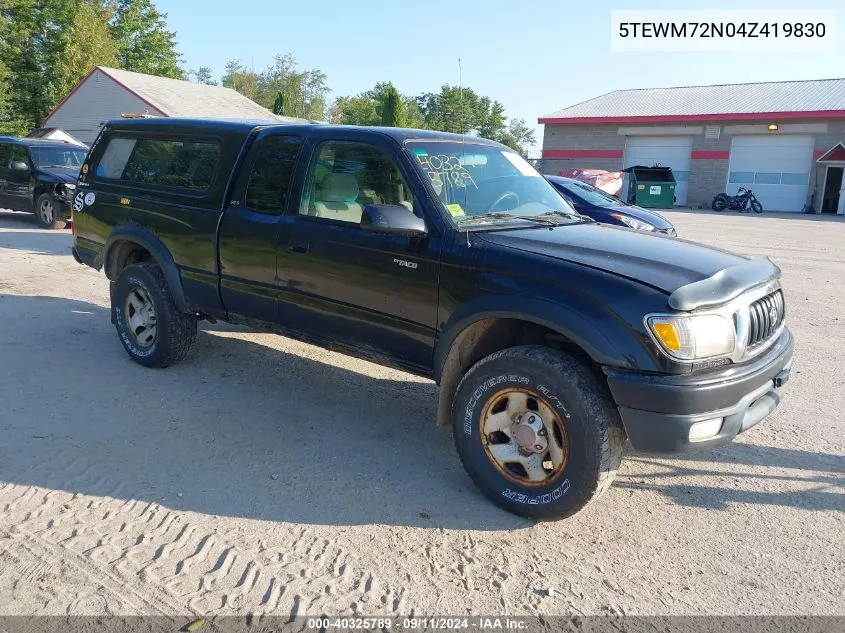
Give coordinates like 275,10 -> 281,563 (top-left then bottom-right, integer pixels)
751,200 -> 763,214
35,193 -> 66,230
113,262 -> 197,368
451,345 -> 624,520
711,195 -> 728,212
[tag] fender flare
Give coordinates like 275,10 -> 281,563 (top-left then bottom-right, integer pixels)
103,226 -> 190,313
434,294 -> 628,383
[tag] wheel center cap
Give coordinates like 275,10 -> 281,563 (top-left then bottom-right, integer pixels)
512,413 -> 549,453
513,424 -> 536,448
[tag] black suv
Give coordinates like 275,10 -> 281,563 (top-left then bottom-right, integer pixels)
71,118 -> 793,520
0,136 -> 87,229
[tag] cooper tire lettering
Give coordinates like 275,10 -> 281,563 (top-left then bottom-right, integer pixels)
451,346 -> 623,520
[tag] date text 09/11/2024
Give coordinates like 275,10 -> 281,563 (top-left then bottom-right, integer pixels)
305,617 -> 529,630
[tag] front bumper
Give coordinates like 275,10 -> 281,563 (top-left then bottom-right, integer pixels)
604,328 -> 793,453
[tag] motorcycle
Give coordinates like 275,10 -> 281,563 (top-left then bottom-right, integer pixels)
711,187 -> 763,213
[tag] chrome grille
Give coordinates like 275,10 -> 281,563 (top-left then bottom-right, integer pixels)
747,290 -> 785,348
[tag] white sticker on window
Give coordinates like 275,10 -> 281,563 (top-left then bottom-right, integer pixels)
502,151 -> 540,177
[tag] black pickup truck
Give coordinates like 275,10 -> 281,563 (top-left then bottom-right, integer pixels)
71,118 -> 793,520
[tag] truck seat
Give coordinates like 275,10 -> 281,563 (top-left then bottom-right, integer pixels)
313,172 -> 363,223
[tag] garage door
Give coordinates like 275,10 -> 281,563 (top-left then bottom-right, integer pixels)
727,135 -> 813,212
624,136 -> 692,205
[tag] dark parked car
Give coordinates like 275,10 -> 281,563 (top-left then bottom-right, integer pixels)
71,118 -> 792,520
0,136 -> 87,229
546,175 -> 677,235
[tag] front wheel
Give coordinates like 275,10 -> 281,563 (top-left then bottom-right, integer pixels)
711,195 -> 728,211
451,346 -> 624,520
113,262 -> 197,368
35,193 -> 66,230
751,200 -> 763,214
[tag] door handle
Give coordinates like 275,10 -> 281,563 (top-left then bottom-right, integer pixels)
287,242 -> 310,254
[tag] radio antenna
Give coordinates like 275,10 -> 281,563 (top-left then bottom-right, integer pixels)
458,58 -> 464,135
459,57 -> 471,247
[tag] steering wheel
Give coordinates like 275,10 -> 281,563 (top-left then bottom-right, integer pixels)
485,191 -> 520,213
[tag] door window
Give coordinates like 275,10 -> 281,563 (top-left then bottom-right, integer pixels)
300,141 -> 414,224
245,135 -> 301,214
8,145 -> 29,168
0,144 -> 10,168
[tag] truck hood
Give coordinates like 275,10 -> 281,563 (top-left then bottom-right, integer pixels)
477,223 -> 747,294
35,167 -> 79,184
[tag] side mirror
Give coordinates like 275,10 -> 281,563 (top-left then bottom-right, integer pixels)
11,161 -> 29,171
360,204 -> 427,238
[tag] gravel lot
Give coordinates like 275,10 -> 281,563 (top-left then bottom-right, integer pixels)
0,209 -> 842,617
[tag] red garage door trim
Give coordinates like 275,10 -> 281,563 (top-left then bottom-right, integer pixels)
542,149 -> 623,159
691,150 -> 730,160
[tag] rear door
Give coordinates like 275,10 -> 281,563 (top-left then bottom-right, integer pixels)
279,135 -> 441,373
5,145 -> 33,211
0,143 -> 10,209
218,130 -> 303,322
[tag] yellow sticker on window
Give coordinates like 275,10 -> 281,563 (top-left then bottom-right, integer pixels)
446,203 -> 465,217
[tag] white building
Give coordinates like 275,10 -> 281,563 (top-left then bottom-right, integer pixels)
43,66 -> 301,145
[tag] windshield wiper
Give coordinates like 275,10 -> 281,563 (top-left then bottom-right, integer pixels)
538,210 -> 594,223
457,212 -> 560,227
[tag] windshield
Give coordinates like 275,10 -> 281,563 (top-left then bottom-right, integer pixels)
406,141 -> 582,227
30,146 -> 86,169
560,179 -> 624,206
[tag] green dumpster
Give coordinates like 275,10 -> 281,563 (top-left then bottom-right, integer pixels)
621,166 -> 676,208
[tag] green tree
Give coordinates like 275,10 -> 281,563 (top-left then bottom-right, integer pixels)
497,118 -> 537,156
330,95 -> 377,125
333,81 -> 422,128
54,1 -> 119,99
380,83 -> 403,127
476,98 -> 507,140
223,54 -> 328,120
416,85 -> 481,134
221,59 -> 259,101
188,66 -> 217,85
255,53 -> 328,120
0,0 -> 77,132
0,54 -> 27,136
110,0 -> 183,78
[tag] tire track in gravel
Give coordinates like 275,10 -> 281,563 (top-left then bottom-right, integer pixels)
1,471 -> 410,616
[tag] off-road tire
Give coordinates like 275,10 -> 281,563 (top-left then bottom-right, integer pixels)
35,193 -> 66,230
451,345 -> 625,520
113,262 -> 197,368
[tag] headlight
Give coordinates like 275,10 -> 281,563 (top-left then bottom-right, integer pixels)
610,213 -> 654,232
64,183 -> 76,190
646,314 -> 735,360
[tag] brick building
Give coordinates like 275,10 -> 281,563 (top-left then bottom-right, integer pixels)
539,78 -> 845,214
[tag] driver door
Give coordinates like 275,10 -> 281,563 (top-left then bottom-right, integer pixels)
278,137 -> 441,373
